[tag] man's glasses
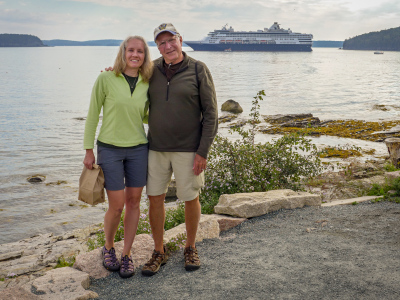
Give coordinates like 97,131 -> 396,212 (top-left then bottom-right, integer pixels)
157,35 -> 179,49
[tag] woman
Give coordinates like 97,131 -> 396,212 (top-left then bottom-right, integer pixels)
83,36 -> 153,278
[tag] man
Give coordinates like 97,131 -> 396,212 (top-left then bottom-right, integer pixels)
141,23 -> 218,275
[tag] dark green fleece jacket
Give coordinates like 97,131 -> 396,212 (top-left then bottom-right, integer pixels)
148,52 -> 218,159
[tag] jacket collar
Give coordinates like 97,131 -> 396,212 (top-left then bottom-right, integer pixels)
156,51 -> 189,70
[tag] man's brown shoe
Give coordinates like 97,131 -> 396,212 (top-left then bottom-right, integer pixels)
184,246 -> 201,271
141,246 -> 169,276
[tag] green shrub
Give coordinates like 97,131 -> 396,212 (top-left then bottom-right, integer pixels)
165,202 -> 186,231
391,177 -> 400,196
384,163 -> 400,172
200,90 -> 323,213
368,183 -> 389,196
137,209 -> 152,234
166,232 -> 187,252
368,177 -> 400,203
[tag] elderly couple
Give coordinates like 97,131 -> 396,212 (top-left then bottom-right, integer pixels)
83,23 -> 218,278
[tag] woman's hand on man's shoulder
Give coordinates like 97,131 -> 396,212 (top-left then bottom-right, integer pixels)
101,67 -> 114,72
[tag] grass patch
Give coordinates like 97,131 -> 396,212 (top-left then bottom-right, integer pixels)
166,233 -> 187,252
384,163 -> 400,172
54,256 -> 75,268
368,177 -> 400,203
318,145 -> 362,159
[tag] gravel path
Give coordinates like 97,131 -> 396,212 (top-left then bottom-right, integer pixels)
89,201 -> 400,300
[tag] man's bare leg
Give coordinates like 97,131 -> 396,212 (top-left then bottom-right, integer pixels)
148,194 -> 166,253
184,196 -> 201,248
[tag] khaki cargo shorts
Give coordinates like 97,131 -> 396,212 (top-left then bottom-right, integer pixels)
146,151 -> 205,201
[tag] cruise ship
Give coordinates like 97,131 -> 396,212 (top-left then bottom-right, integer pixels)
185,22 -> 313,52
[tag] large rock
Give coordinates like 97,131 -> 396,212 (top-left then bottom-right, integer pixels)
386,171 -> 400,181
30,267 -> 98,300
221,100 -> 243,114
163,214 -> 246,244
280,117 -> 321,128
0,225 -> 102,278
0,286 -> 41,300
263,113 -> 313,124
73,234 -> 154,279
385,138 -> 400,168
163,215 -> 219,244
218,114 -> 238,123
204,214 -> 247,232
214,189 -> 321,218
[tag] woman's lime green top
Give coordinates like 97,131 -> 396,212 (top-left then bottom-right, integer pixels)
83,71 -> 149,149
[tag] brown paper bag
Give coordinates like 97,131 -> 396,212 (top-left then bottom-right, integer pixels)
78,163 -> 105,205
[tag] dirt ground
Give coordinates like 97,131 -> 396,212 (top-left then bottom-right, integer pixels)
89,201 -> 400,300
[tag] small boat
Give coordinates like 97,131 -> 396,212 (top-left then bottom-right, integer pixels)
224,48 -> 232,52
374,51 -> 384,54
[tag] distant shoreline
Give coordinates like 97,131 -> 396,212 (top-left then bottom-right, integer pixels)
41,40 -> 343,48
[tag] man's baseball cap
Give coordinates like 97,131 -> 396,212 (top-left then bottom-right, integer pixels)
154,23 -> 180,41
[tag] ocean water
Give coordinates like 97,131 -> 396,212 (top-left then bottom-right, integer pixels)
0,47 -> 399,244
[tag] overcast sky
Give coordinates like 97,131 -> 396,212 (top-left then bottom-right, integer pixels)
1,0 -> 399,41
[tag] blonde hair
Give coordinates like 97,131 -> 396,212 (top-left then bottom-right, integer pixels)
113,36 -> 153,82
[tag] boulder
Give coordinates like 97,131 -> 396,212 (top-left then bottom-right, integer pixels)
0,286 -> 41,300
263,113 -> 313,124
218,114 -> 238,123
205,214 -> 247,232
73,234 -> 154,279
373,125 -> 400,135
214,189 -> 321,218
221,100 -> 243,114
27,175 -> 46,183
29,267 -> 98,300
0,225 -> 102,278
385,138 -> 400,168
229,119 -> 247,128
385,171 -> 400,181
163,214 -> 246,244
163,214 -> 220,244
280,117 -> 321,128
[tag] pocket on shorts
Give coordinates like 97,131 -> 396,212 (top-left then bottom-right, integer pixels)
192,172 -> 205,189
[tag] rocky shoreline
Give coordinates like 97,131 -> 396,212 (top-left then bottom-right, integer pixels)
2,184 -> 398,299
218,112 -> 400,143
2,112 -> 400,299
0,189 -> 322,297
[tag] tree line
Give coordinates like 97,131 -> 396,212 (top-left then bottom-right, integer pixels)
343,26 -> 400,51
0,34 -> 45,47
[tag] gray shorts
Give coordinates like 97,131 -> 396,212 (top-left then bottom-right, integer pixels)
97,144 -> 148,191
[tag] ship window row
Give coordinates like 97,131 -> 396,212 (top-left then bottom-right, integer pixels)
215,34 -> 308,38
210,37 -> 302,41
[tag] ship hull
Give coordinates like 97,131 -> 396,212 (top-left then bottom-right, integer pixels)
185,42 -> 312,52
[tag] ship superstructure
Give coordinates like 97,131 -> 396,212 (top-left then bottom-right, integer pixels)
185,22 -> 313,52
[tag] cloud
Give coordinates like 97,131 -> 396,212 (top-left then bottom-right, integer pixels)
1,0 -> 399,41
